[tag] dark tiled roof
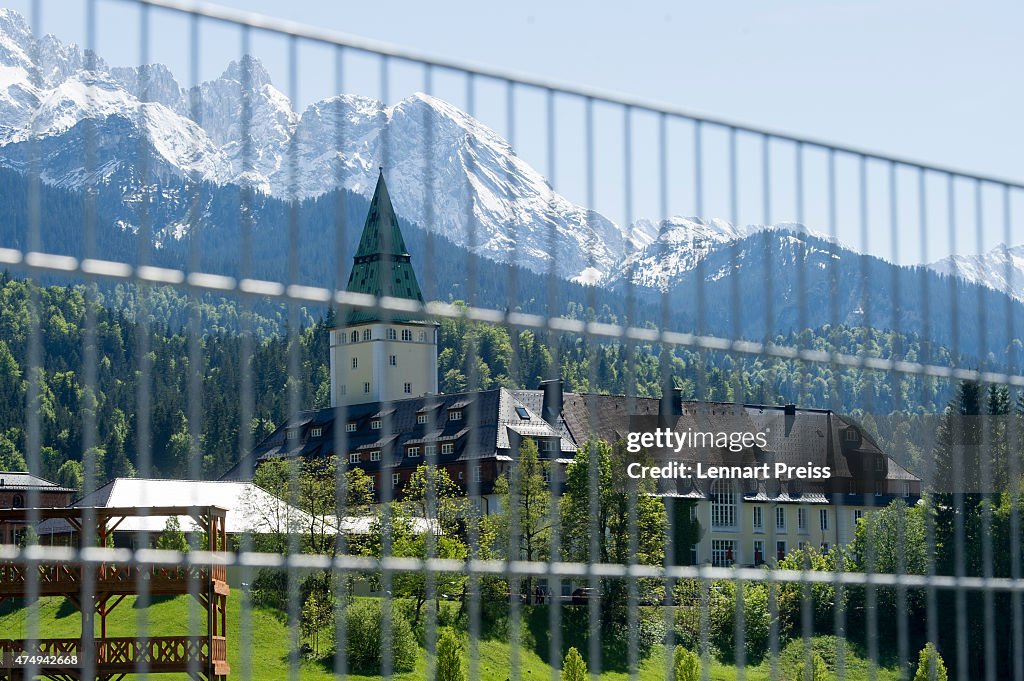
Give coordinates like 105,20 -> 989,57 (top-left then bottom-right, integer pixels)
0,471 -> 75,492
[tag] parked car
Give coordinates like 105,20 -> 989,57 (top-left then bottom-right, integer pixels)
570,587 -> 593,606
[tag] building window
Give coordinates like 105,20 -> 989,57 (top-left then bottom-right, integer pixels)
402,329 -> 413,341
821,542 -> 830,554
419,331 -> 427,341
425,445 -> 437,456
776,507 -> 786,531
339,332 -> 346,344
902,481 -> 912,497
311,427 -> 322,438
753,539 -> 765,566
364,382 -> 370,393
370,450 -> 381,461
798,507 -> 807,531
367,477 -> 374,491
389,355 -> 397,366
387,328 -> 397,340
349,453 -> 361,463
473,465 -> 482,483
543,467 -> 551,483
875,456 -> 885,472
819,508 -> 829,531
776,541 -> 787,562
874,482 -> 884,496
350,330 -> 358,343
371,419 -> 381,430
12,495 -> 24,509
363,329 -> 371,341
407,447 -> 420,458
752,506 -> 763,531
449,410 -> 463,421
711,539 -> 736,567
690,545 -> 699,565
853,509 -> 864,526
441,443 -> 454,455
845,428 -> 858,442
392,473 -> 401,488
340,385 -> 347,396
286,429 -> 299,441
404,382 -> 412,394
352,357 -> 358,369
346,422 -> 357,432
710,481 -> 737,529
417,413 -> 427,424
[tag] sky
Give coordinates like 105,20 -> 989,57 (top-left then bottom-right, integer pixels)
5,0 -> 1023,262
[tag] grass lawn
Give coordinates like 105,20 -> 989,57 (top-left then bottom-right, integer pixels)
0,595 -> 901,680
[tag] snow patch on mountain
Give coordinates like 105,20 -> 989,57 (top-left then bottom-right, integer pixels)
929,243 -> 1024,302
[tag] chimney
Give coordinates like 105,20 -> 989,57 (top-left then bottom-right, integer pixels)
659,381 -> 682,427
540,379 -> 563,427
784,404 -> 797,416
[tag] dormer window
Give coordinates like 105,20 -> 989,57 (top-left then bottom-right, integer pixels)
449,410 -> 463,422
441,443 -> 455,454
371,419 -> 381,430
407,447 -> 420,458
345,423 -> 357,433
286,429 -> 299,441
311,427 -> 323,438
417,413 -> 427,425
845,428 -> 859,442
370,450 -> 381,461
515,406 -> 530,420
349,453 -> 361,463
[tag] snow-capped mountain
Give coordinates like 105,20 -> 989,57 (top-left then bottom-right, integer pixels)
929,243 -> 1024,302
0,9 -> 625,281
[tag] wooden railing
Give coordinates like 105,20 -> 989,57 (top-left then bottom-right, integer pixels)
1,635 -> 228,670
0,561 -> 228,597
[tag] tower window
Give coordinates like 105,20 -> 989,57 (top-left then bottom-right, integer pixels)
387,328 -> 397,340
401,329 -> 413,341
404,382 -> 412,394
363,329 -> 371,341
389,355 -> 397,366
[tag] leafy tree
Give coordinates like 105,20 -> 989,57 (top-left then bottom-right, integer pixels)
560,647 -> 587,681
775,546 -> 837,639
672,645 -> 700,681
709,580 -> 771,664
491,438 -> 552,595
913,643 -> 948,681
156,515 -> 188,553
435,629 -> 466,681
300,589 -> 332,657
560,438 -> 667,621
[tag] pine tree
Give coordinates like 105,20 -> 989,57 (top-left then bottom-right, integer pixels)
794,651 -> 829,681
912,643 -> 948,681
560,647 -> 587,681
435,629 -> 465,681
672,645 -> 700,681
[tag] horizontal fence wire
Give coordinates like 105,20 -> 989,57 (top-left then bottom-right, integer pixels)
1,1 -> 1021,681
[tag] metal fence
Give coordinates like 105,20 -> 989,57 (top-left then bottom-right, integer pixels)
0,1 -> 1022,680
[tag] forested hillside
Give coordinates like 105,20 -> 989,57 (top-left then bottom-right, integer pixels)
0,274 -> 961,488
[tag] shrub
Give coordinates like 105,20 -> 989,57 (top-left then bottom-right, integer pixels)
794,651 -> 829,681
913,643 -> 948,681
561,647 -> 587,681
344,599 -> 417,673
672,645 -> 700,681
709,580 -> 771,663
436,629 -> 465,681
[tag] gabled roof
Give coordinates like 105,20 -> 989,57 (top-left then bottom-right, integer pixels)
343,170 -> 427,325
0,471 -> 75,492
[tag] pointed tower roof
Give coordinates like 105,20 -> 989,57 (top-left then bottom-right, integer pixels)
343,170 -> 427,325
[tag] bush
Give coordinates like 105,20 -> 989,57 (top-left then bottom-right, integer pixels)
913,643 -> 948,681
561,647 -> 587,681
436,629 -> 465,681
709,581 -> 771,663
344,600 -> 417,673
672,645 -> 700,681
250,568 -> 289,612
794,651 -> 829,681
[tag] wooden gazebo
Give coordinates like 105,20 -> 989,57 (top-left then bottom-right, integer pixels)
0,506 -> 229,681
